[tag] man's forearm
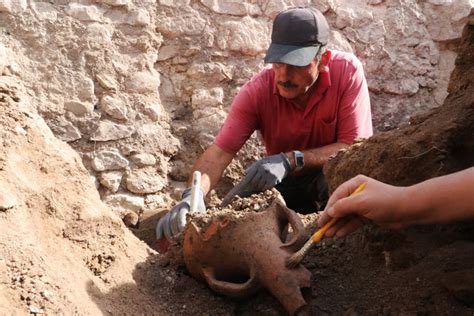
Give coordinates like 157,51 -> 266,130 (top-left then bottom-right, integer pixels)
285,142 -> 349,172
188,144 -> 235,195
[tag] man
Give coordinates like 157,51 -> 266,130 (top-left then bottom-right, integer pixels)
156,7 -> 373,241
318,167 -> 474,237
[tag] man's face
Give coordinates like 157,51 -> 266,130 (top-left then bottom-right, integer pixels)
272,58 -> 320,100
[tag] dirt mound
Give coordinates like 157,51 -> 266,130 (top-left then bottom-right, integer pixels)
0,77 -> 156,314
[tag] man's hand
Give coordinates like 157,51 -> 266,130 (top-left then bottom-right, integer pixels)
232,153 -> 291,197
156,187 -> 206,241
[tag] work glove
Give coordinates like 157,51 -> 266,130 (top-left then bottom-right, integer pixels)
156,187 -> 206,241
235,153 -> 291,197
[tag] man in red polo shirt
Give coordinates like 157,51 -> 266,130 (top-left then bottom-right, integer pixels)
156,7 -> 373,241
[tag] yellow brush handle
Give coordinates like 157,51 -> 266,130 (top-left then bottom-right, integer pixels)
312,182 -> 366,243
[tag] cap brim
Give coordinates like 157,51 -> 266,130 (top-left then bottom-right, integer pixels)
264,43 -> 320,67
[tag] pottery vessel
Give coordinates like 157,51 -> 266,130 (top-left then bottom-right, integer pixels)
183,199 -> 312,315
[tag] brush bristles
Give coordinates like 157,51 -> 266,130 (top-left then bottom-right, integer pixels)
285,238 -> 315,268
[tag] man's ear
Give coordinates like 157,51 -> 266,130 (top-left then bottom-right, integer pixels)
319,50 -> 331,70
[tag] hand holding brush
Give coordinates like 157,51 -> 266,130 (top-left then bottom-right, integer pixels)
285,182 -> 366,268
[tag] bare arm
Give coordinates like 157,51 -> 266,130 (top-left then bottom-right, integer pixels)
403,167 -> 474,225
318,167 -> 474,237
285,142 -> 349,171
188,144 -> 235,195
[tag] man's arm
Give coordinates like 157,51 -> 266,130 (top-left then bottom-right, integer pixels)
189,143 -> 235,195
285,142 -> 349,172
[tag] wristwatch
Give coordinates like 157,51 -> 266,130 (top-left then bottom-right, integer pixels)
293,150 -> 304,171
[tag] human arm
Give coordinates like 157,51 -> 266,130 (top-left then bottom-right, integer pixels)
317,168 -> 474,237
156,144 -> 235,241
189,143 -> 235,195
284,142 -> 349,173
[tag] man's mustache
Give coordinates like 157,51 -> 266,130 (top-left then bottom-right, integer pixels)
277,81 -> 298,89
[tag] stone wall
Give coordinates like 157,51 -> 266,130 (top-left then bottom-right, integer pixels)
0,0 -> 471,221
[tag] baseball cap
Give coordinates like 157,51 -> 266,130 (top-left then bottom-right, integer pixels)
264,7 -> 330,67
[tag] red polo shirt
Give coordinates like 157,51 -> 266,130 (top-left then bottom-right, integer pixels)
214,50 -> 373,155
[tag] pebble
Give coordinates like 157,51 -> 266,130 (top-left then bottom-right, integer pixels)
29,306 -> 44,314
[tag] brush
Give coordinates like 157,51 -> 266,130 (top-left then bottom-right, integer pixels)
285,182 -> 366,268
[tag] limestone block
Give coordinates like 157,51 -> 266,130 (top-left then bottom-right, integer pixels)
64,100 -> 94,116
145,194 -> 166,208
95,0 -> 131,7
159,0 -> 190,7
47,117 -> 82,143
328,30 -> 354,53
125,168 -> 165,194
427,0 -> 454,4
90,121 -> 135,141
186,62 -> 233,82
383,78 -> 419,96
125,71 -> 161,94
424,0 -> 473,41
263,0 -> 287,18
66,3 -> 103,22
86,23 -> 113,45
126,9 -> 151,26
30,2 -> 58,21
191,87 -> 224,109
76,76 -> 95,102
99,171 -> 123,193
200,0 -> 261,16
193,107 -> 227,145
130,153 -> 156,167
96,73 -> 117,91
0,0 -> 11,12
104,193 -> 144,213
0,0 -> 26,13
91,150 -> 129,172
100,95 -> 128,120
414,40 -> 440,65
135,124 -> 180,156
157,45 -> 180,61
155,9 -> 206,37
217,16 -> 269,56
336,7 -> 355,29
140,103 -> 164,122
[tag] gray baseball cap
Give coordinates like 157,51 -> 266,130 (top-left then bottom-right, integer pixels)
264,7 -> 330,67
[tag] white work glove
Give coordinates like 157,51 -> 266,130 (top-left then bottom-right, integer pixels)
156,187 -> 206,241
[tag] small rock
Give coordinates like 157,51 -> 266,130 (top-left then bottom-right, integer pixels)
91,150 -> 129,172
64,100 -> 94,116
96,74 -> 117,91
29,306 -> 44,314
90,121 -> 135,141
123,211 -> 139,228
130,153 -> 156,167
0,190 -> 17,211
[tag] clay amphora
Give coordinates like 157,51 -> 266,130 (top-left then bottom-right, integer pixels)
183,199 -> 311,315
